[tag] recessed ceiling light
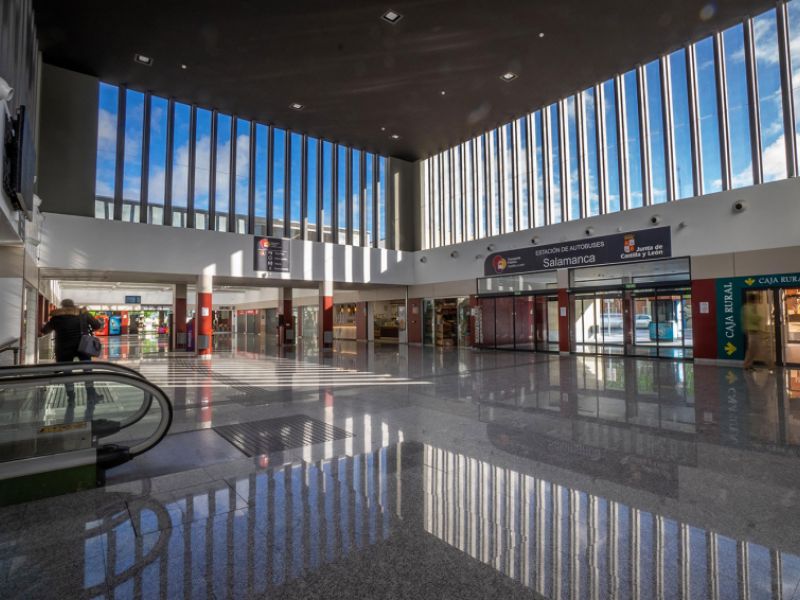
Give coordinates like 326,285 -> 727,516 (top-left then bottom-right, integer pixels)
538,32 -> 545,38
381,10 -> 403,24
390,134 -> 400,139
180,64 -> 188,70
134,53 -> 153,66
380,126 -> 386,131
500,72 -> 518,82
289,102 -> 304,111
441,90 -> 446,96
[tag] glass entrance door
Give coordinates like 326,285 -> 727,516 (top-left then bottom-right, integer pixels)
780,288 -> 800,365
476,294 -> 558,352
629,289 -> 693,359
513,296 -> 535,350
572,292 -> 625,355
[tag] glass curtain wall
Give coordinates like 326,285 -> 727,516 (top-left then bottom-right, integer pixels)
420,4 -> 800,250
93,83 -> 391,247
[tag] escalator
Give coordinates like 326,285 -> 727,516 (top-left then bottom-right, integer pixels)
0,361 -> 173,505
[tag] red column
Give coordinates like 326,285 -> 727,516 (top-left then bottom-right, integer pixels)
355,302 -> 368,341
197,274 -> 213,358
319,281 -> 334,349
691,278 -> 717,360
174,283 -> 188,351
277,288 -> 293,346
558,289 -> 570,353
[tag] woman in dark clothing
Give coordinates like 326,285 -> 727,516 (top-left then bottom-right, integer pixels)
41,299 -> 104,411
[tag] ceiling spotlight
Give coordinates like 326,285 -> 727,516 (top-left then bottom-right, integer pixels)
441,90 -> 446,96
538,32 -> 545,38
381,126 -> 386,131
180,64 -> 188,70
381,10 -> 403,24
500,72 -> 518,82
289,102 -> 304,111
391,134 -> 400,139
134,53 -> 153,66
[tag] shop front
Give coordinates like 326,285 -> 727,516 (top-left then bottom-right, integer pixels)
371,300 -> 406,343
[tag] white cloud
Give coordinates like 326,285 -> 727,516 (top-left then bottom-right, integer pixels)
97,109 -> 117,153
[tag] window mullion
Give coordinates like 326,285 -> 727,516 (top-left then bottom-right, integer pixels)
576,91 -> 589,219
316,141 -> 323,243
744,18 -> 764,185
228,116 -> 236,233
542,112 -> 552,226
266,126 -> 274,236
185,106 -> 195,228
284,132 -> 291,238
559,100 -> 569,221
372,155 -> 379,248
112,87 -> 126,222
301,134 -> 308,240
777,1 -> 798,178
346,148 -> 353,245
714,33 -> 732,191
360,149 -> 367,246
525,115 -> 535,229
139,92 -> 151,224
686,44 -> 703,196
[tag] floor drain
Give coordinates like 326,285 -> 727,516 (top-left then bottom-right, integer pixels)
213,415 -> 352,456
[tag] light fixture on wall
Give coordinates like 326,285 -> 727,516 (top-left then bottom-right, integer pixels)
732,199 -> 747,213
419,256 -> 427,263
486,244 -> 495,252
530,236 -> 540,244
584,226 -> 594,236
475,254 -> 484,260
649,215 -> 662,225
450,250 -> 459,259
678,221 -> 687,230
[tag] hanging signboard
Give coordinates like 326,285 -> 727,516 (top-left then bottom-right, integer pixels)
483,227 -> 672,277
254,237 -> 290,273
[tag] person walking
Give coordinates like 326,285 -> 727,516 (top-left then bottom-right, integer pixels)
41,299 -> 104,411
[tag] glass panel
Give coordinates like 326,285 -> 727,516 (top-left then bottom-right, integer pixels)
669,48 -> 695,199
602,81 -> 622,212
322,141 -> 333,242
583,90 -> 601,216
192,108 -> 212,230
464,142 -> 475,240
254,124 -> 268,236
695,37 -> 723,194
95,82 -> 118,218
289,132 -> 302,238
307,137 -> 319,239
623,70 -> 644,208
495,297 -> 515,349
476,135 -> 488,238
645,61 -> 668,204
548,103 -> 563,223
352,148 -> 361,245
214,113 -> 231,232
378,156 -> 387,248
122,89 -> 144,222
170,103 -> 191,227
754,9 -> 787,182
364,152 -> 373,246
517,118 -> 530,228
502,123 -> 515,231
566,96 -> 581,219
532,111 -> 547,225
514,296 -> 535,350
453,145 -> 462,242
477,297 -> 495,348
273,128 -> 286,234
724,24 -> 755,189
234,118 -> 250,234
337,145 -> 347,243
790,1 -> 800,169
146,96 -> 168,225
490,130 -> 502,235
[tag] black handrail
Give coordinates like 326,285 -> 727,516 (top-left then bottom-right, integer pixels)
0,338 -> 20,365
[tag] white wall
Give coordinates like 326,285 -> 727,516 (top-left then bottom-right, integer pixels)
414,178 -> 800,285
39,214 -> 415,285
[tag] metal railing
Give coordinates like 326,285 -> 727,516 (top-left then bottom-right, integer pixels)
0,338 -> 20,366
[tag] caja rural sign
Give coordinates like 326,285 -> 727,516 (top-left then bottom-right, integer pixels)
254,236 -> 290,273
483,227 -> 672,277
715,271 -> 800,360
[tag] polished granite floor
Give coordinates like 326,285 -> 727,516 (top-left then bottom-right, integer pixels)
3,334 -> 800,599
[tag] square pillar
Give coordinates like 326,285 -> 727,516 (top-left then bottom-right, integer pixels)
197,273 -> 213,358
174,283 -> 188,351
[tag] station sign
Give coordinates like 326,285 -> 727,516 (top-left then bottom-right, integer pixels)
483,227 -> 672,277
254,236 -> 290,273
715,271 -> 800,360
124,295 -> 141,304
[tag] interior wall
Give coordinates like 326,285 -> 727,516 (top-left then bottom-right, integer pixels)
37,64 -> 98,217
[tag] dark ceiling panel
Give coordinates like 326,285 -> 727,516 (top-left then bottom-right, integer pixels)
32,0 -> 774,161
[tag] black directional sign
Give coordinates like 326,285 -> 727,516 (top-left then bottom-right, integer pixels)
254,237 -> 290,273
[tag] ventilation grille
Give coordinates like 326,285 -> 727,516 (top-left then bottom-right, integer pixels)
214,415 -> 352,456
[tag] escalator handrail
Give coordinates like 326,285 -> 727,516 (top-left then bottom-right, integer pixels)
0,362 -> 156,429
0,371 -> 173,458
0,361 -> 145,380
